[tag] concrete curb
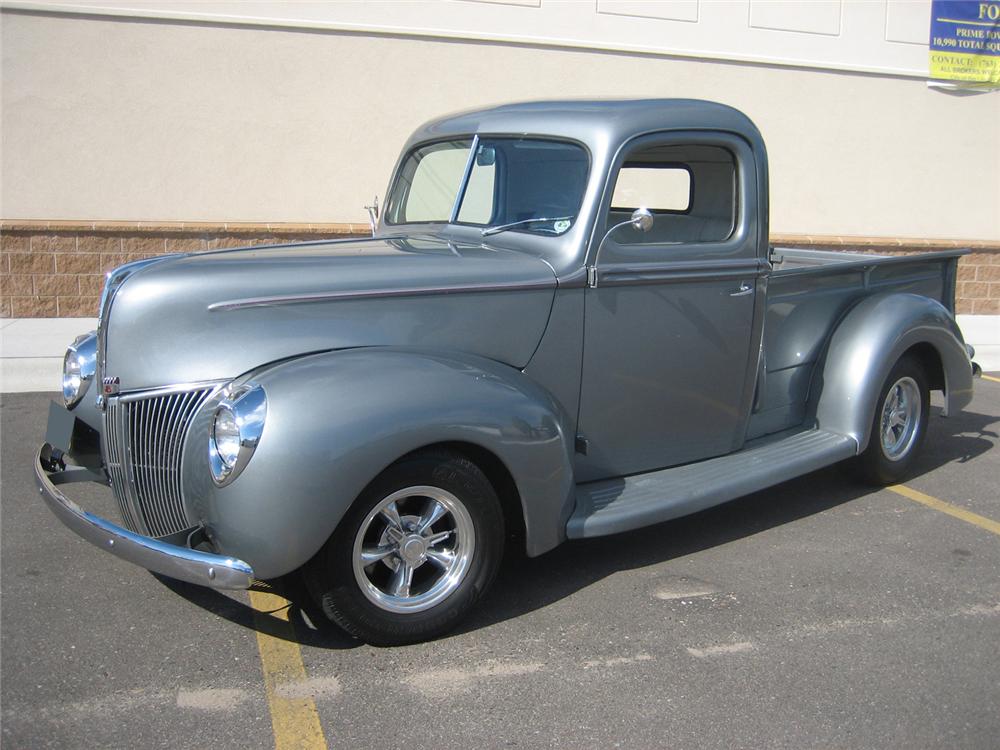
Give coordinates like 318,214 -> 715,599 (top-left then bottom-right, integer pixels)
1,318 -> 98,393
956,315 -> 1000,372
1,315 -> 997,394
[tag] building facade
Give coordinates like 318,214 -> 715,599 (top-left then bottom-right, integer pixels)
2,0 -> 998,318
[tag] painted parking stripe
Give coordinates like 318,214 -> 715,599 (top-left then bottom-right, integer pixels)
981,374 -> 1000,384
248,589 -> 328,750
889,484 -> 1000,537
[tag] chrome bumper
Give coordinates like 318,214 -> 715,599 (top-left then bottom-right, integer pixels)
34,443 -> 254,590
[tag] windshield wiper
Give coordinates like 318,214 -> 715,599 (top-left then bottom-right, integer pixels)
481,216 -> 574,237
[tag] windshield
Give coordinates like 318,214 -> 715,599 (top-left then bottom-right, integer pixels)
384,137 -> 589,236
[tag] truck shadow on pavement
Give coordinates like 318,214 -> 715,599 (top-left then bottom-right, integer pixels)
154,571 -> 360,650
158,405 -> 998,649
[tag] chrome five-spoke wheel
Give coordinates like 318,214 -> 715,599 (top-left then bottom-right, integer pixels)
879,376 -> 921,462
352,486 -> 475,613
857,354 -> 929,485
304,449 -> 504,646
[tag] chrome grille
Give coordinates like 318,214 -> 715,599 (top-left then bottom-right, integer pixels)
103,387 -> 213,538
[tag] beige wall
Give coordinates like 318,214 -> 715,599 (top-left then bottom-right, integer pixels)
2,10 -> 999,239
0,0 -> 938,76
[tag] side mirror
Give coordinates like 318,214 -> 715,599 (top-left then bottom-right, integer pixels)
630,207 -> 654,233
364,196 -> 380,237
588,207 -> 655,287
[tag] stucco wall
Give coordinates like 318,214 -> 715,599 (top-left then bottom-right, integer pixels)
0,0 -> 940,76
2,9 -> 999,240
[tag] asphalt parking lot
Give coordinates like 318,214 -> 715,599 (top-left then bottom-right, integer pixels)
2,380 -> 999,750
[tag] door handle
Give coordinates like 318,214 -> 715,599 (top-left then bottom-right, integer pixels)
730,282 -> 753,297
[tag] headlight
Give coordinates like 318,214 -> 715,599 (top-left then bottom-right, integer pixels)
209,384 -> 267,486
62,331 -> 97,409
213,407 -> 241,469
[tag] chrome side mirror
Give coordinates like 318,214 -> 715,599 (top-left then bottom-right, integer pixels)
588,207 -> 655,287
630,206 -> 654,233
364,196 -> 380,237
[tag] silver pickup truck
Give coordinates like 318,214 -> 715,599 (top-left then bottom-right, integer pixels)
37,99 -> 979,645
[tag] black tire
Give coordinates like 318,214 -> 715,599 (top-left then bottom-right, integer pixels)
855,354 -> 930,485
304,449 -> 504,646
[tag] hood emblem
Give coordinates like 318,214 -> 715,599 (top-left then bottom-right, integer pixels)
102,376 -> 120,396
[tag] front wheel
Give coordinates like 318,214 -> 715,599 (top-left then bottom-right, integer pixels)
304,450 -> 504,646
855,355 -> 930,485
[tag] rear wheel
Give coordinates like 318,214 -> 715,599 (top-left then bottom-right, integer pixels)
304,450 -> 504,646
855,355 -> 930,485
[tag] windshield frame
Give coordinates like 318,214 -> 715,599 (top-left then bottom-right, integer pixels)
383,134 -> 593,237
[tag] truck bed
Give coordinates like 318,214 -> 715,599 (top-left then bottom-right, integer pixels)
748,246 -> 966,439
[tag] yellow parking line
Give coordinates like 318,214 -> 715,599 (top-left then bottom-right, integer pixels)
981,374 -> 1000,384
888,485 -> 1000,537
248,589 -> 328,750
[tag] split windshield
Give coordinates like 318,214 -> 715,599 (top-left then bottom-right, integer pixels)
384,137 -> 589,236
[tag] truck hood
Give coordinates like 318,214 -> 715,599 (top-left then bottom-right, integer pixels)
104,237 -> 558,390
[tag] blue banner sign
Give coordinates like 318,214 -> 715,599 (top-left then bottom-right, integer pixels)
929,1 -> 1000,84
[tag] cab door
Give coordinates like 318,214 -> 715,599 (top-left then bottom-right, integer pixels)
575,132 -> 766,482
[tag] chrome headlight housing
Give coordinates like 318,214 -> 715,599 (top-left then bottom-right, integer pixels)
62,331 -> 97,409
209,384 -> 267,487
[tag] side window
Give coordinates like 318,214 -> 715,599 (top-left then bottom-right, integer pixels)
612,166 -> 691,213
607,144 -> 736,245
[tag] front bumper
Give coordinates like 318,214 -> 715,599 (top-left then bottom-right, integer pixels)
34,443 -> 254,590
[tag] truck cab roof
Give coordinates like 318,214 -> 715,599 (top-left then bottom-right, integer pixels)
405,98 -> 767,156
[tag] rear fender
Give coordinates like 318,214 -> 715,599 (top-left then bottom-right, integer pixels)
183,348 -> 575,579
811,293 -> 973,453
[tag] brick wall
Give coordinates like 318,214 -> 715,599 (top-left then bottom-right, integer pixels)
0,221 -> 370,318
1,221 -> 998,318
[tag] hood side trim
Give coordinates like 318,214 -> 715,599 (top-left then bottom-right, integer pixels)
207,277 -> 557,312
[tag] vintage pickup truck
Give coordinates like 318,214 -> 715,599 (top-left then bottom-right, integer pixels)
37,100 -> 979,645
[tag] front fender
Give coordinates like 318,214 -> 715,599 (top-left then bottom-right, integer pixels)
183,348 -> 575,579
812,293 -> 973,453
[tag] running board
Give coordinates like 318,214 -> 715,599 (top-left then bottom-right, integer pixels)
567,429 -> 857,539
